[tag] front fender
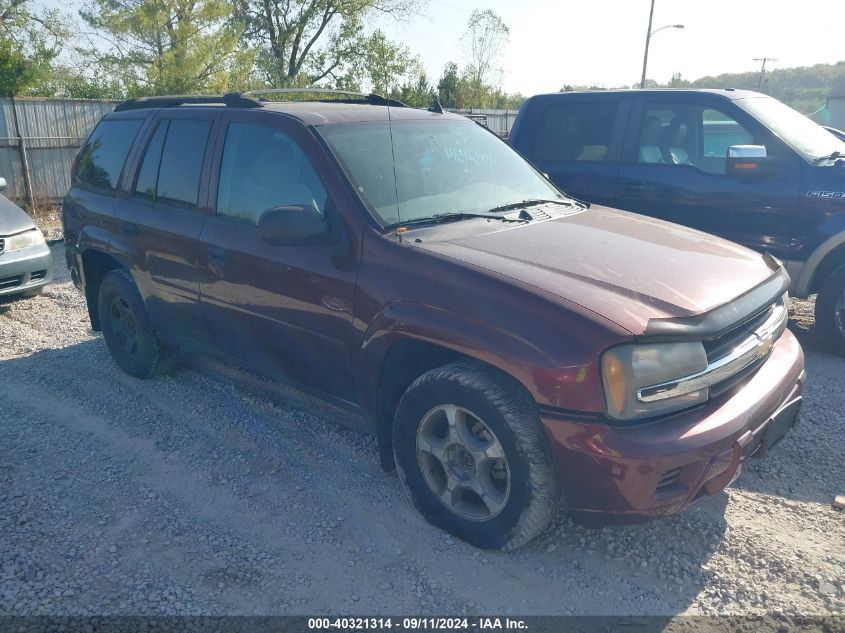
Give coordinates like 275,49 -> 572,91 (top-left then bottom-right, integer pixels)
356,299 -> 607,415
793,219 -> 845,297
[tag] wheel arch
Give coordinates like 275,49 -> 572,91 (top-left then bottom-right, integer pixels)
793,232 -> 845,297
80,248 -> 126,331
360,302 -> 557,472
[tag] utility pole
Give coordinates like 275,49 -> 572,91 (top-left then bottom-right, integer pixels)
640,0 -> 656,89
753,57 -> 777,91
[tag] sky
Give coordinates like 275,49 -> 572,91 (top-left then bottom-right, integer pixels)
41,0 -> 845,96
373,0 -> 845,94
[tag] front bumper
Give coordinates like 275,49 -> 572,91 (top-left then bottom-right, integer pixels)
540,329 -> 806,525
0,241 -> 53,296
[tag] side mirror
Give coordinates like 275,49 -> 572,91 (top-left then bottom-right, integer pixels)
726,145 -> 776,177
0,177 -> 7,192
258,205 -> 327,245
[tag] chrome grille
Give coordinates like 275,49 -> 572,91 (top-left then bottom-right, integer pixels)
703,305 -> 774,362
0,237 -> 5,255
638,299 -> 788,404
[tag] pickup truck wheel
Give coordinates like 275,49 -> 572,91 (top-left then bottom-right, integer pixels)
98,269 -> 175,378
814,263 -> 845,356
393,361 -> 559,550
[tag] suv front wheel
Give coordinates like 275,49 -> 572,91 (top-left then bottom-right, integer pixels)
98,269 -> 175,378
815,263 -> 845,356
393,361 -> 559,550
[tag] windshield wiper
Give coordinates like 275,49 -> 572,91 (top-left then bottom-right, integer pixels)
388,212 -> 528,229
813,151 -> 845,164
485,198 -> 586,214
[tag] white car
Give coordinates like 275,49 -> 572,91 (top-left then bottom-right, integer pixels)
0,177 -> 53,297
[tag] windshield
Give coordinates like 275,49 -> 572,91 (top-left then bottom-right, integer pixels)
740,96 -> 845,161
318,118 -> 565,226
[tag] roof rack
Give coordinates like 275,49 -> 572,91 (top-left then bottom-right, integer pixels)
113,93 -> 260,112
241,88 -> 407,107
112,89 -> 407,112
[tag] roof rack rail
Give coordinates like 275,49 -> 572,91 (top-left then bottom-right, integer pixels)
240,88 -> 407,107
114,94 -> 260,112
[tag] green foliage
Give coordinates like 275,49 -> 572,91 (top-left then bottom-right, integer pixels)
360,29 -> 421,96
0,0 -> 68,96
79,0 -> 245,96
461,9 -> 508,107
234,0 -> 418,88
690,62 -> 845,121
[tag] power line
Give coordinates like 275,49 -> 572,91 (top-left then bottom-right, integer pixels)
753,57 -> 777,91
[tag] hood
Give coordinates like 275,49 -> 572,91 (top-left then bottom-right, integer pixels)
417,206 -> 779,335
0,194 -> 36,236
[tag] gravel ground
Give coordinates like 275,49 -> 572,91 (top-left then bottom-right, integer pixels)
0,244 -> 843,617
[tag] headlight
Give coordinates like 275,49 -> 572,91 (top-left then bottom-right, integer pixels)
4,229 -> 46,251
601,342 -> 709,421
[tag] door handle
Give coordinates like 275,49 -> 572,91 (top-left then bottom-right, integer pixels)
621,180 -> 647,197
122,222 -> 139,237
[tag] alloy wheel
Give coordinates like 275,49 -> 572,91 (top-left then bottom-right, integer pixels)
415,404 -> 510,522
109,295 -> 139,357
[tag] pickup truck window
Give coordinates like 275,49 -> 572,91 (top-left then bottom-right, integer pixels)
534,102 -> 618,162
638,103 -> 753,175
216,122 -> 328,225
740,95 -> 845,161
74,119 -> 143,193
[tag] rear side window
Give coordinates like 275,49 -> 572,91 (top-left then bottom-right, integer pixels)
131,119 -> 212,209
74,119 -> 143,192
157,120 -> 211,208
216,122 -> 328,225
533,102 -> 618,162
134,121 -> 168,200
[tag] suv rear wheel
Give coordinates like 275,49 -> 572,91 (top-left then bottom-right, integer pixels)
393,361 -> 559,550
98,269 -> 175,378
814,263 -> 845,356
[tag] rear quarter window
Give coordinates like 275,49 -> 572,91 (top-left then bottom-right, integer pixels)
74,119 -> 144,192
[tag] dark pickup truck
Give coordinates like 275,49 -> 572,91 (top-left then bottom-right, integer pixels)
510,89 -> 845,353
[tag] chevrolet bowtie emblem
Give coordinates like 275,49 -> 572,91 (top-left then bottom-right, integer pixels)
756,334 -> 774,359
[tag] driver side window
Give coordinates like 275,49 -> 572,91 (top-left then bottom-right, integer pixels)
216,122 -> 328,225
637,104 -> 755,175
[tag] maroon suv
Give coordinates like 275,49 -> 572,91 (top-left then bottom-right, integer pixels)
62,91 -> 806,549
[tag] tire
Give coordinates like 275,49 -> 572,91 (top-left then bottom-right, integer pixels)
814,262 -> 845,356
393,361 -> 559,550
97,269 -> 175,378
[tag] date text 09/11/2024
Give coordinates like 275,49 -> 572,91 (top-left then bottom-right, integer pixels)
307,617 -> 528,630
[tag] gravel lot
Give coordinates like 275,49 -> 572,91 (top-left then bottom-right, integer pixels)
0,243 -> 843,617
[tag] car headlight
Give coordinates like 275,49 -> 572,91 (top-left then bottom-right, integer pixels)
4,228 -> 46,251
601,342 -> 709,421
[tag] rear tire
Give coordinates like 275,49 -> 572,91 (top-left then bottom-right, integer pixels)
814,263 -> 845,356
393,361 -> 559,550
98,269 -> 175,378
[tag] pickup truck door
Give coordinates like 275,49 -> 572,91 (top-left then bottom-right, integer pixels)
198,111 -> 360,403
512,96 -> 629,207
614,98 -> 802,260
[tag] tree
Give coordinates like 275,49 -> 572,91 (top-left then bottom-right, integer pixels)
361,28 -> 420,95
461,9 -> 508,106
234,0 -> 418,88
394,70 -> 435,108
437,61 -> 463,108
80,0 -> 244,96
0,0 -> 68,95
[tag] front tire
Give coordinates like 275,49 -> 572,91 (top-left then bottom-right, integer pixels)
393,361 -> 559,550
814,263 -> 845,356
98,269 -> 175,378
